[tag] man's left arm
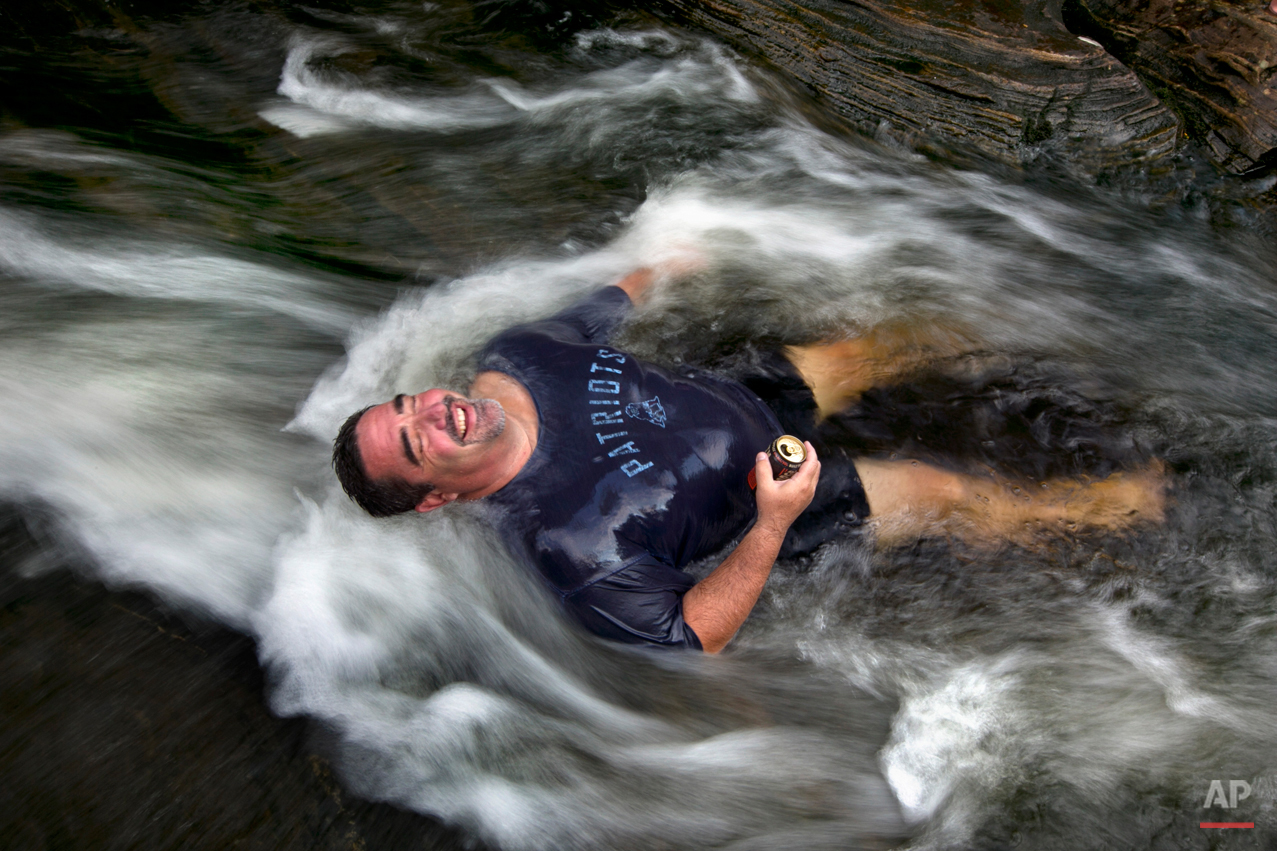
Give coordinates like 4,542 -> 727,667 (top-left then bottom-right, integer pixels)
681,443 -> 821,654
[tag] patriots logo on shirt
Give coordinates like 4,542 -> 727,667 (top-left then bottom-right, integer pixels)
625,396 -> 667,428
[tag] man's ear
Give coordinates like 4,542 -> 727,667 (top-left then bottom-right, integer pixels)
414,492 -> 458,513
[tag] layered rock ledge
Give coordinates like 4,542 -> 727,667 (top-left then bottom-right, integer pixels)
1065,0 -> 1277,174
654,0 -> 1184,177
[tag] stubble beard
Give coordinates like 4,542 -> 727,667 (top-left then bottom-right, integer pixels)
443,396 -> 506,446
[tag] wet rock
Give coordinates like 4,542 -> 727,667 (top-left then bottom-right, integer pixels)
0,509 -> 478,851
1063,0 -> 1277,174
652,0 -> 1184,177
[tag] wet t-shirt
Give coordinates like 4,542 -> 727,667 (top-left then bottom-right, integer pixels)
480,287 -> 781,650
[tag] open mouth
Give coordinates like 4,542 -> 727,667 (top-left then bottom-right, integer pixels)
455,404 -> 468,441
444,396 -> 504,445
446,398 -> 470,443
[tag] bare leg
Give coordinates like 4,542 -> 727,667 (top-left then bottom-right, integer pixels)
784,323 -> 975,418
783,324 -> 1166,546
855,457 -> 1166,549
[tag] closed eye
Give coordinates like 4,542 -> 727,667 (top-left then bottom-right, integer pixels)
400,427 -> 419,465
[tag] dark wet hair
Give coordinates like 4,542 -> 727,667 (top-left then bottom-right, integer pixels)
332,405 -> 434,518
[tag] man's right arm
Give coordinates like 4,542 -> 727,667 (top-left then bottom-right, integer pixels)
612,267 -> 655,303
613,250 -> 707,305
681,443 -> 820,654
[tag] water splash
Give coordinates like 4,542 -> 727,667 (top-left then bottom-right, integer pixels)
3,7 -> 1277,849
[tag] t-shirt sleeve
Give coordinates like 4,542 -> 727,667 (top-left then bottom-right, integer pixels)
565,556 -> 703,651
542,285 -> 633,344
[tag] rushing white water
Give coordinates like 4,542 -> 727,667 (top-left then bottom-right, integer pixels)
263,28 -> 753,138
4,4 -> 1277,848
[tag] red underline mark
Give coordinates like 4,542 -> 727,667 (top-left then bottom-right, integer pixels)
1200,822 -> 1254,829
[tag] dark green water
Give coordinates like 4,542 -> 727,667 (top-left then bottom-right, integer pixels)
4,2 -> 1277,849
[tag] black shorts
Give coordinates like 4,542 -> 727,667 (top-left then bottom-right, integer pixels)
737,349 -> 872,558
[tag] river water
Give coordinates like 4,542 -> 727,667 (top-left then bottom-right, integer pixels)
4,1 -> 1277,848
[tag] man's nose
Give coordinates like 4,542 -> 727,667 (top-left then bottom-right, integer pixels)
415,400 -> 447,427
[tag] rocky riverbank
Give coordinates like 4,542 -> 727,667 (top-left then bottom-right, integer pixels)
5,0 -> 1274,220
1066,0 -> 1277,176
648,0 -> 1277,226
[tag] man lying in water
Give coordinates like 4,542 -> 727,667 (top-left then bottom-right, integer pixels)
332,265 -> 1164,653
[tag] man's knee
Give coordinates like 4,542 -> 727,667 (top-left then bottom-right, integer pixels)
899,463 -> 971,517
856,458 -> 970,521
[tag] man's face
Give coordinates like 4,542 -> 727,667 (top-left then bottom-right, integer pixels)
355,389 -> 507,500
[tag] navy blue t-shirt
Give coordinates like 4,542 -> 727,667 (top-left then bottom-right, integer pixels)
480,287 -> 782,650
